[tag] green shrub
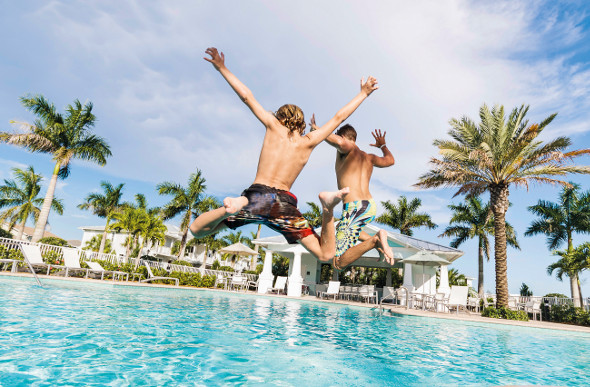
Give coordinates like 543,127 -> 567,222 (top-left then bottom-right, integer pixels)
38,237 -> 70,247
481,306 -> 529,321
172,259 -> 193,267
549,305 -> 590,326
218,266 -> 234,272
42,250 -> 63,265
0,229 -> 13,239
544,293 -> 569,299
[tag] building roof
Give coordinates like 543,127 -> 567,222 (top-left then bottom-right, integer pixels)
3,223 -> 61,239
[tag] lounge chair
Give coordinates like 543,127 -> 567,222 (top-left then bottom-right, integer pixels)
441,285 -> 469,314
320,281 -> 340,300
267,276 -> 288,294
62,248 -> 91,278
140,263 -> 179,286
359,284 -> 378,304
20,244 -> 65,275
246,277 -> 259,292
85,260 -> 131,281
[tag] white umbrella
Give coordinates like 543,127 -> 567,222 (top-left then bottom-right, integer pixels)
402,251 -> 450,294
219,243 -> 258,270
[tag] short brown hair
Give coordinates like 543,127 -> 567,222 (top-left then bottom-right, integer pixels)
275,104 -> 306,136
336,124 -> 357,141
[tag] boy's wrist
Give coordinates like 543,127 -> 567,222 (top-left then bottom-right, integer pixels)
379,143 -> 386,149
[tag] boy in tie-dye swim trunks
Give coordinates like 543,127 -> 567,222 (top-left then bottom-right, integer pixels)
311,118 -> 395,269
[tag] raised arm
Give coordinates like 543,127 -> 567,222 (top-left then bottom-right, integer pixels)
368,129 -> 395,168
310,114 -> 355,154
305,77 -> 378,147
204,47 -> 276,128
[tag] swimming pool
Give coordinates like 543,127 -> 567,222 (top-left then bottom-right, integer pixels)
1,276 -> 589,386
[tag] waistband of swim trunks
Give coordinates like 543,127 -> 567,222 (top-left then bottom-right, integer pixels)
248,183 -> 298,201
342,198 -> 375,210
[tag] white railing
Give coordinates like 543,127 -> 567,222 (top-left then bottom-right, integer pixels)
0,238 -> 257,281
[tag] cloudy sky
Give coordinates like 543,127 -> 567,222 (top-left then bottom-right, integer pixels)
1,0 -> 590,296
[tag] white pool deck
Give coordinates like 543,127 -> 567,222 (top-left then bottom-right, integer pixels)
3,271 -> 590,335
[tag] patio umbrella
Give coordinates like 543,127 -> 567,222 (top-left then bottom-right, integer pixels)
401,251 -> 450,294
219,243 -> 258,270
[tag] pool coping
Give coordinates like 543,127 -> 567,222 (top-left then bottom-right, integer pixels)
3,271 -> 590,335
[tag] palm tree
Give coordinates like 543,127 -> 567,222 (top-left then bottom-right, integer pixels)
548,243 -> 590,306
376,196 -> 437,236
303,201 -> 322,228
525,184 -> 590,307
157,170 -> 207,259
440,196 -> 519,298
132,193 -> 167,270
0,95 -> 111,242
82,234 -> 114,254
415,104 -> 590,307
0,166 -> 63,240
109,206 -> 148,262
78,181 -> 125,254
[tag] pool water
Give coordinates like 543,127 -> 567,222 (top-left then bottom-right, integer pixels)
0,276 -> 589,386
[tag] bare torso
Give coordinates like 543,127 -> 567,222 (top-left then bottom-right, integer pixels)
335,145 -> 374,203
252,126 -> 314,191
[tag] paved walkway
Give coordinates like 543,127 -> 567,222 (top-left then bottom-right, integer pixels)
3,271 -> 590,334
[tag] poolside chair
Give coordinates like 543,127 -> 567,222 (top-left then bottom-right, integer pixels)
20,244 -> 65,276
230,274 -> 247,291
246,277 -> 259,292
268,276 -> 288,294
524,300 -> 542,321
441,285 -> 469,314
85,261 -> 131,281
467,297 -> 481,313
62,248 -> 91,278
320,281 -> 340,300
140,263 -> 179,286
359,285 -> 378,304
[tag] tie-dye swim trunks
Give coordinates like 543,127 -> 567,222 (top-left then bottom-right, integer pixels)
223,184 -> 317,244
335,199 -> 377,261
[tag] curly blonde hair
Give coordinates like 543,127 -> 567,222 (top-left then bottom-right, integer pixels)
275,104 -> 306,136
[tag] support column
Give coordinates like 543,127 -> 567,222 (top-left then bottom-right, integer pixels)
386,268 -> 392,287
287,251 -> 303,297
257,250 -> 274,294
332,268 -> 339,281
402,262 -> 414,307
437,264 -> 450,296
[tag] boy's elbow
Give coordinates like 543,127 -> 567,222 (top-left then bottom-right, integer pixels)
240,90 -> 254,104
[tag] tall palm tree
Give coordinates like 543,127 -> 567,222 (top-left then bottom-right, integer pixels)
303,201 -> 322,228
0,166 -> 63,240
415,104 -> 590,307
440,196 -> 519,298
157,170 -> 207,259
376,196 -> 437,236
548,243 -> 590,305
0,95 -> 111,242
525,184 -> 590,307
78,181 -> 125,254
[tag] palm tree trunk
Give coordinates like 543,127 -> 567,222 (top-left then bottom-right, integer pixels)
31,162 -> 60,242
99,216 -> 111,255
178,229 -> 188,259
251,224 -> 262,271
135,239 -> 145,271
478,238 -> 484,299
570,274 -> 582,308
17,219 -> 26,240
490,184 -> 510,308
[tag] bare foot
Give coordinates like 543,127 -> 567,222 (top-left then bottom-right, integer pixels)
377,229 -> 394,265
318,187 -> 350,210
223,196 -> 248,215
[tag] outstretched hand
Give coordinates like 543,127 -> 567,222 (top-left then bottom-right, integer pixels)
360,76 -> 379,96
309,114 -> 319,132
204,47 -> 225,71
369,129 -> 387,148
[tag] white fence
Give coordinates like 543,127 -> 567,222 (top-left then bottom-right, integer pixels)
0,237 -> 257,282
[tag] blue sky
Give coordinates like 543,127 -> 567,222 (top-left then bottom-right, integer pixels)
2,0 -> 590,296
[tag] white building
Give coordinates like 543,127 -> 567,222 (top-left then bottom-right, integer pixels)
253,223 -> 464,297
78,223 -> 251,269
